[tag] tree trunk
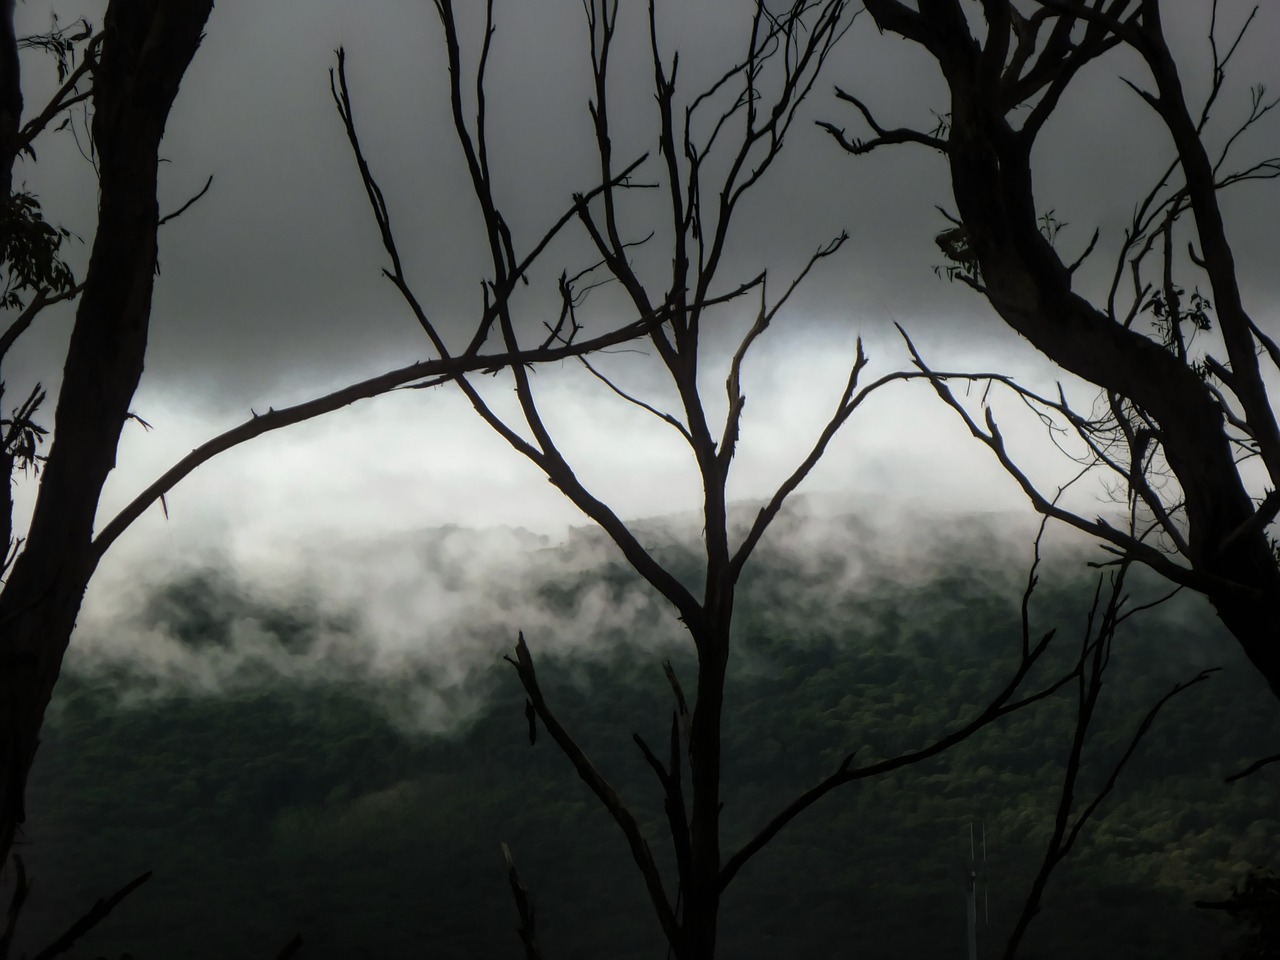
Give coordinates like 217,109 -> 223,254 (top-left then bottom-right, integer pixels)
0,0 -> 21,206
0,0 -> 213,862
681,632 -> 728,960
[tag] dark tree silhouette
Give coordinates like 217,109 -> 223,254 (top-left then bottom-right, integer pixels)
827,1 -> 1280,708
0,0 -> 669,871
333,2 -> 1179,957
0,0 -> 216,870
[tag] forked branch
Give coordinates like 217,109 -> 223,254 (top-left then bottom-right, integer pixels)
504,633 -> 678,944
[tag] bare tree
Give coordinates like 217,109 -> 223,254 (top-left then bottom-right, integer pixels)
0,0 -> 674,870
330,2 -> 1163,956
826,2 -> 1280,709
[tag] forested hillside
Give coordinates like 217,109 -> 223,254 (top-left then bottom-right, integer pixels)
10,511 -> 1279,959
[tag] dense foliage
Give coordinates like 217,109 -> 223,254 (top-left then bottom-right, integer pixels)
8,518 -> 1280,959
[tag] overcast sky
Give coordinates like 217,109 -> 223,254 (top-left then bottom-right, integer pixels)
8,1 -> 1280,660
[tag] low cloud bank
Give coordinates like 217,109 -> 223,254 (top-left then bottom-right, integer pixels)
68,495 -> 1124,731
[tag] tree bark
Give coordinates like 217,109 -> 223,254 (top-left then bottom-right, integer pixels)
0,0 -> 22,267
682,630 -> 728,960
0,0 -> 20,201
0,0 -> 213,861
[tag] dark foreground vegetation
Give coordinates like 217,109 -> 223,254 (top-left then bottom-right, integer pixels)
9,519 -> 1280,959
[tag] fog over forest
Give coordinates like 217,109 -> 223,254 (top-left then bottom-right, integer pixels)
5,0 -> 1280,957
64,495 -> 1232,717
72,496 -> 1051,727
17,504 -> 1280,958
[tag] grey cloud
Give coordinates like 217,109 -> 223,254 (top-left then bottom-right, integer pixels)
10,2 -> 1280,641
15,1 -> 1280,407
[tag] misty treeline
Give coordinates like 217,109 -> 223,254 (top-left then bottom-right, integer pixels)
0,1 -> 1277,959
10,515 -> 1279,959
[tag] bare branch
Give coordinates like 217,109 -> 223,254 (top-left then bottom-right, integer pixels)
1003,562 -> 1217,956
30,867 -> 151,960
898,328 -> 1231,596
157,174 -> 213,227
500,843 -> 542,960
90,316 -> 679,566
1225,751 -> 1280,784
719,234 -> 847,470
818,86 -> 948,156
633,713 -> 692,887
730,338 -> 868,580
720,624 -> 1062,893
504,633 -> 678,944
578,354 -> 695,446
1029,0 -> 1146,50
0,282 -> 84,365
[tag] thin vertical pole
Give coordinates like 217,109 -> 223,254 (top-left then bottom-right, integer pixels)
967,823 -> 978,960
982,822 -> 989,925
